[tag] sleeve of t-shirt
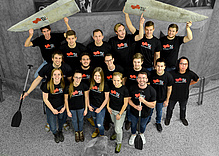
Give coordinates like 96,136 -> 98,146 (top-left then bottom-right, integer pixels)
155,39 -> 162,52
124,86 -> 129,97
167,72 -> 174,86
41,82 -> 49,93
149,86 -> 156,102
179,36 -> 184,44
190,71 -> 199,81
104,83 -> 110,92
32,37 -> 41,47
83,83 -> 89,91
38,64 -> 48,78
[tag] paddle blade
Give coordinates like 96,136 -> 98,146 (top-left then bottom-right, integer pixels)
11,111 -> 22,127
134,134 -> 143,150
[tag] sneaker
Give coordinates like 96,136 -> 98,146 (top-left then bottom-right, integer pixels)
164,119 -> 170,126
140,133 -> 146,145
79,131 -> 84,142
63,122 -> 70,131
45,123 -> 50,132
53,132 -> 60,143
104,121 -> 110,131
87,117 -> 95,127
155,123 -> 163,132
125,121 -> 131,130
58,130 -> 64,142
115,143 -> 122,153
91,128 -> 99,138
75,131 -> 80,142
110,133 -> 117,140
181,118 -> 188,126
129,134 -> 136,145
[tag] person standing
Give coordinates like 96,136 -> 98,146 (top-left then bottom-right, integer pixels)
165,56 -> 199,126
107,72 -> 129,153
128,72 -> 156,145
41,68 -> 66,143
88,67 -> 110,137
148,58 -> 174,132
64,70 -> 89,142
160,22 -> 193,71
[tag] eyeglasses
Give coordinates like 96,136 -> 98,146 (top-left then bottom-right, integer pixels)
74,77 -> 82,79
179,63 -> 188,66
105,59 -> 113,63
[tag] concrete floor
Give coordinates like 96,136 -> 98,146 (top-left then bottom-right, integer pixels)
0,81 -> 219,156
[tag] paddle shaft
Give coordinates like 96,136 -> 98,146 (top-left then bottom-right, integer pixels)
138,101 -> 141,134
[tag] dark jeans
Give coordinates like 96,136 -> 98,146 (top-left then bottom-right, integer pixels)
46,105 -> 67,134
130,112 -> 150,134
166,99 -> 188,119
148,102 -> 164,124
70,108 -> 84,132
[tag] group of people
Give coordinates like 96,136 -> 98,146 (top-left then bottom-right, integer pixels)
21,9 -> 199,153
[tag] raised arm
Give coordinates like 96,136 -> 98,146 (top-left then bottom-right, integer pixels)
64,17 -> 71,31
24,29 -> 34,47
134,13 -> 145,41
183,21 -> 193,43
123,7 -> 136,34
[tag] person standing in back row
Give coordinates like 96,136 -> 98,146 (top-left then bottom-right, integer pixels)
160,22 -> 193,71
165,56 -> 199,126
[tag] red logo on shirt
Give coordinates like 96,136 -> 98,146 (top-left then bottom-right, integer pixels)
93,51 -> 100,55
92,86 -> 98,90
135,93 -> 140,98
32,18 -> 41,24
67,52 -> 74,56
72,90 -> 78,95
163,44 -> 170,49
111,90 -> 116,94
131,5 -> 140,9
175,78 -> 182,82
82,74 -> 87,78
117,43 -> 124,48
153,79 -> 160,83
142,42 -> 148,46
54,88 -> 59,93
107,75 -> 112,80
45,44 -> 51,48
130,75 -> 136,79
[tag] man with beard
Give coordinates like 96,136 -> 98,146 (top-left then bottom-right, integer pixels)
160,22 -> 193,71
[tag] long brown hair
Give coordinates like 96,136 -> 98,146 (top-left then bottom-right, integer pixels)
68,70 -> 82,98
90,67 -> 104,92
47,68 -> 65,94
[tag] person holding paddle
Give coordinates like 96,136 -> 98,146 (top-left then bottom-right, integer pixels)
107,72 -> 129,153
41,68 -> 66,143
128,72 -> 156,147
88,67 -> 110,138
64,70 -> 89,142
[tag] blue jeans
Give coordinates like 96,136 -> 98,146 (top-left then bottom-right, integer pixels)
165,67 -> 176,72
91,105 -> 105,135
166,99 -> 188,119
34,60 -> 47,78
85,109 -> 92,119
126,104 -> 131,122
130,112 -> 150,134
148,102 -> 163,124
46,105 -> 66,134
70,108 -> 84,132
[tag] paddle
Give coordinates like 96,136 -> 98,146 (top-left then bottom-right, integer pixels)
11,65 -> 33,127
134,100 -> 143,150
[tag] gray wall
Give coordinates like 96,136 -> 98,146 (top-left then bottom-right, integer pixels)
1,0 -> 219,97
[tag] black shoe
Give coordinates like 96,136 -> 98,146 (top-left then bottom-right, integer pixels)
181,118 -> 188,126
155,123 -> 163,132
104,121 -> 110,131
53,132 -> 60,143
125,121 -> 131,130
164,119 -> 170,126
58,130 -> 64,142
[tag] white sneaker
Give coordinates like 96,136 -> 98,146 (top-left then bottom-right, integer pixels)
129,134 -> 136,145
140,133 -> 146,144
45,123 -> 50,132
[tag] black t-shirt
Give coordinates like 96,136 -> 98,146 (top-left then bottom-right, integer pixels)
108,33 -> 137,69
160,36 -> 184,68
150,70 -> 174,103
129,84 -> 156,118
89,82 -> 110,108
87,41 -> 111,68
32,33 -> 65,63
125,67 -> 150,89
104,64 -> 124,89
41,83 -> 64,109
64,82 -> 89,110
76,66 -> 94,87
170,70 -> 199,101
38,63 -> 72,88
135,31 -> 162,68
59,42 -> 87,71
109,85 -> 129,111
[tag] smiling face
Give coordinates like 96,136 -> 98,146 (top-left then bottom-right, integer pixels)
94,71 -> 101,83
167,27 -> 178,39
137,73 -> 148,87
52,70 -> 62,84
73,72 -> 82,86
41,28 -> 51,40
105,55 -> 114,68
156,62 -> 165,75
52,54 -> 62,67
179,59 -> 188,73
113,75 -> 122,88
133,58 -> 143,71
66,35 -> 77,47
80,55 -> 90,68
116,25 -> 126,40
93,31 -> 104,45
145,26 -> 154,38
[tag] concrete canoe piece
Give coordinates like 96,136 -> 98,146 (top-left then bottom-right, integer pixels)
8,0 -> 80,32
124,0 -> 208,23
